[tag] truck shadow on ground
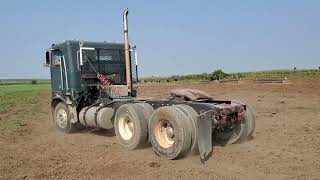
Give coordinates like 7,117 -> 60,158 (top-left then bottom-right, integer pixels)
201,135 -> 255,163
77,128 -> 116,137
212,135 -> 255,147
73,127 -> 255,163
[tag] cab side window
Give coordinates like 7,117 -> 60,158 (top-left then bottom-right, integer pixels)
51,51 -> 63,66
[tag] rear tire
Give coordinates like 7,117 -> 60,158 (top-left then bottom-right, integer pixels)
136,103 -> 154,143
244,104 -> 256,137
215,99 -> 254,144
215,122 -> 247,144
175,104 -> 198,153
136,103 -> 154,122
53,102 -> 78,133
149,106 -> 192,160
114,104 -> 148,150
231,99 -> 256,137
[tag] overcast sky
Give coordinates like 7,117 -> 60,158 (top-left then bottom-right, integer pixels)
0,0 -> 319,79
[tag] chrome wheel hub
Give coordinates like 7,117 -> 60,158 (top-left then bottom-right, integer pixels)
56,109 -> 68,128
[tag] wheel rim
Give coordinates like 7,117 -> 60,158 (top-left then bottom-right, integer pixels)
118,114 -> 134,140
155,119 -> 175,148
56,109 -> 68,129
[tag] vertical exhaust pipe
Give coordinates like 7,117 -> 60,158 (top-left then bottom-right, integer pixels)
123,9 -> 132,94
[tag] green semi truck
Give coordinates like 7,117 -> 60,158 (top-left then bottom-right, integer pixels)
45,9 -> 255,160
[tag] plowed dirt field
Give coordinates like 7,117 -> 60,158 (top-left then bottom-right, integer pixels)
1,77 -> 319,180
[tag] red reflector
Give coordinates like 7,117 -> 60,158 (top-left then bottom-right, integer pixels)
237,111 -> 244,121
220,115 -> 227,124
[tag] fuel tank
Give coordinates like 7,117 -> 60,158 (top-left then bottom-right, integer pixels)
79,107 -> 114,129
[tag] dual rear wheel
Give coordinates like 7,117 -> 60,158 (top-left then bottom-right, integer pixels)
114,103 -> 153,150
114,103 -> 198,159
148,105 -> 198,159
215,99 -> 256,144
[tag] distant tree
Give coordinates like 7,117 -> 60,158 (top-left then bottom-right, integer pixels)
238,73 -> 245,79
294,67 -> 297,70
171,75 -> 179,81
31,80 -> 37,84
210,69 -> 229,80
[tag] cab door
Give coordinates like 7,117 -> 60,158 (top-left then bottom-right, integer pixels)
50,50 -> 66,92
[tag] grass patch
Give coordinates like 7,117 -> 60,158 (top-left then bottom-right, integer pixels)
0,84 -> 50,129
0,79 -> 50,85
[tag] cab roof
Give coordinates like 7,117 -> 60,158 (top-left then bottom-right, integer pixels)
51,40 -> 124,50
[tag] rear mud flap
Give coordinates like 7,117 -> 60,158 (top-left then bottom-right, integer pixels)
197,111 -> 213,161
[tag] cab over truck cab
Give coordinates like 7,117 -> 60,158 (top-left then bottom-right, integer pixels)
45,9 -> 255,161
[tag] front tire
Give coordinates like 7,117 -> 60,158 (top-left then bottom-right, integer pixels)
53,102 -> 78,133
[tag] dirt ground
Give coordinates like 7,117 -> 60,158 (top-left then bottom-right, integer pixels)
0,77 -> 320,180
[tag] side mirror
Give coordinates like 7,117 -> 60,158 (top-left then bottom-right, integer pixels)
45,51 -> 51,67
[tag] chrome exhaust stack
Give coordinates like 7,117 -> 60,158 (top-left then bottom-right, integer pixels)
123,9 -> 132,94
